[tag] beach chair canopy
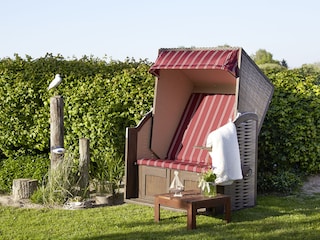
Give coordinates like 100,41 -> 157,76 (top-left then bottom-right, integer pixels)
150,48 -> 239,77
149,47 -> 274,134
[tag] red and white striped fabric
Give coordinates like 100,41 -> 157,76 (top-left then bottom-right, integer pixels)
149,48 -> 239,77
136,158 -> 212,173
137,93 -> 236,173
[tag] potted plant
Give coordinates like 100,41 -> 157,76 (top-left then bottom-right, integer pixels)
93,152 -> 124,205
198,169 -> 217,197
93,179 -> 113,205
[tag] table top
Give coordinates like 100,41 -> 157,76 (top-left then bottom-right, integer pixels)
155,190 -> 229,203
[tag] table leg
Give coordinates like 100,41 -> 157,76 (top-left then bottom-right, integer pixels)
224,197 -> 231,223
154,197 -> 160,222
187,203 -> 197,230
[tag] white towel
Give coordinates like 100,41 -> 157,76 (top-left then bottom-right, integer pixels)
206,122 -> 242,185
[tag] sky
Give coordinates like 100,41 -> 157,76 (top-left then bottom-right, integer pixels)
1,0 -> 320,68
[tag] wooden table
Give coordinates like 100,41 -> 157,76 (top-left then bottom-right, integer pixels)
154,190 -> 231,230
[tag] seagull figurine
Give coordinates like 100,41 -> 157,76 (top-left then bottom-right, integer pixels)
48,74 -> 62,91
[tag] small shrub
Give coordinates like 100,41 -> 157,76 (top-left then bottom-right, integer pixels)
258,169 -> 303,194
91,151 -> 125,196
30,186 -> 47,204
31,153 -> 81,205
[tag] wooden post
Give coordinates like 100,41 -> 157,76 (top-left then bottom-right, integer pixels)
50,96 -> 64,169
79,138 -> 90,196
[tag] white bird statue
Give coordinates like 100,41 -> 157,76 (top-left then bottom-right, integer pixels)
48,74 -> 62,91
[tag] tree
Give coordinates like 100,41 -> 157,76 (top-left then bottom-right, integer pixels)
251,49 -> 288,72
251,49 -> 279,65
301,62 -> 320,72
280,59 -> 288,68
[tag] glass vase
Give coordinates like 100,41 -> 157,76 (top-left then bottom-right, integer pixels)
202,182 -> 217,197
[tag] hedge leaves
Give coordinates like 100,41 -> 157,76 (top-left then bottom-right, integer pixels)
0,54 -> 154,191
258,67 -> 320,192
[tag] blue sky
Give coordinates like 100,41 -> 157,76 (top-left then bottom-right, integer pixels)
1,0 -> 320,68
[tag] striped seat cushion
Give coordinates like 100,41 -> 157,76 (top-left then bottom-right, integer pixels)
137,158 -> 211,173
137,93 -> 236,173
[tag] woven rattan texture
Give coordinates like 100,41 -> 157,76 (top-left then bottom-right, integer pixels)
238,51 -> 274,134
223,118 -> 257,210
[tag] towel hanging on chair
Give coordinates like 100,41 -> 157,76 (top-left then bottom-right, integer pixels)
206,121 -> 242,185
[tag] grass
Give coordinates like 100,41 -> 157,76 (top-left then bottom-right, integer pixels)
1,194 -> 320,240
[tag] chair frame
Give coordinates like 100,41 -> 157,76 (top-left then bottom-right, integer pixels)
124,47 -> 273,210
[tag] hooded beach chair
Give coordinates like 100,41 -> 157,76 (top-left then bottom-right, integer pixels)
125,47 -> 273,210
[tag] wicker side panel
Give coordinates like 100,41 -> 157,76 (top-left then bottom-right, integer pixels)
238,50 -> 274,134
223,118 -> 257,210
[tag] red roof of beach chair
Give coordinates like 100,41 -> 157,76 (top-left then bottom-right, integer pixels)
149,48 -> 239,77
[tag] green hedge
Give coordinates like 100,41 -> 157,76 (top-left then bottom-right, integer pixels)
258,67 -> 320,193
2,54 -> 320,194
0,54 -> 154,192
0,154 -> 49,193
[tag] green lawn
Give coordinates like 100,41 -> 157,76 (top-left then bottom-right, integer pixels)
1,194 -> 320,240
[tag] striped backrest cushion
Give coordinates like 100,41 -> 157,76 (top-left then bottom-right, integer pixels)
167,93 -> 236,164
